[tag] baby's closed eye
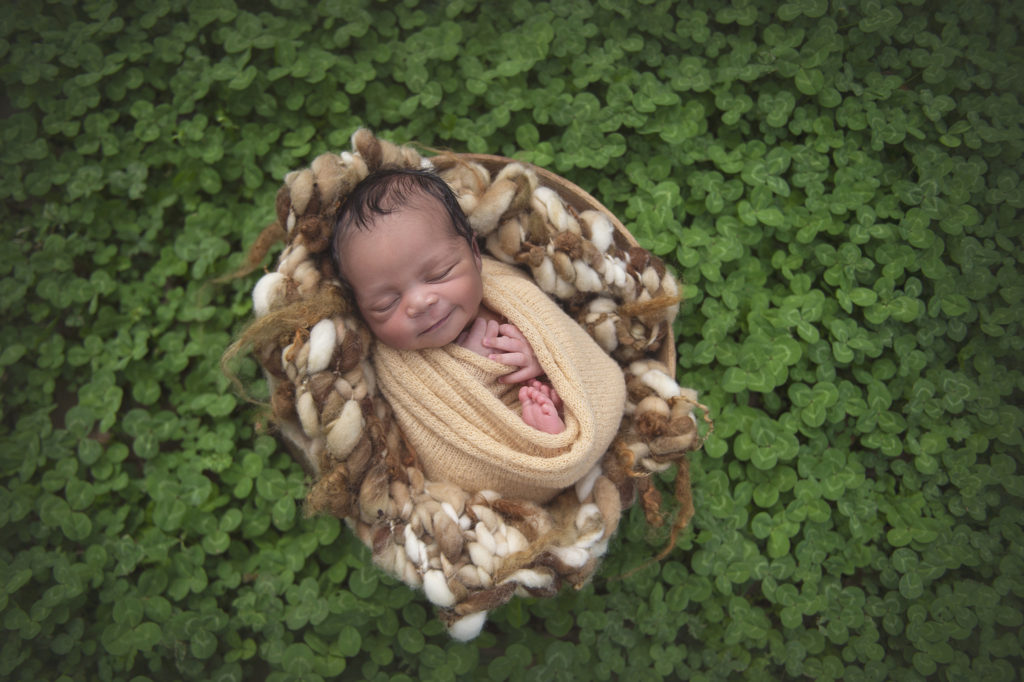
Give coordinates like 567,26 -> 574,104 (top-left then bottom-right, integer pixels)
372,297 -> 399,313
427,266 -> 454,282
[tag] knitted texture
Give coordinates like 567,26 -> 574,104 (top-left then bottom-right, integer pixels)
233,128 -> 710,640
375,258 -> 626,503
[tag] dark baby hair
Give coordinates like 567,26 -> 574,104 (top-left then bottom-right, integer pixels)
331,167 -> 475,282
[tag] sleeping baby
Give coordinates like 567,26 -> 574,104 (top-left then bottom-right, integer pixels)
331,167 -> 625,503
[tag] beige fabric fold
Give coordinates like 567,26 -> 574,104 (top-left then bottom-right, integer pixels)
374,259 -> 626,503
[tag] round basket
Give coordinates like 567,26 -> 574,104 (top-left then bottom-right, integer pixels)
229,129 -> 706,640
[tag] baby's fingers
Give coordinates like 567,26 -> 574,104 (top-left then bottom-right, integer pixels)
499,364 -> 540,384
485,334 -> 528,354
498,324 -> 527,342
489,351 -> 528,368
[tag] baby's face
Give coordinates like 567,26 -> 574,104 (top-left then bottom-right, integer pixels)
339,198 -> 483,350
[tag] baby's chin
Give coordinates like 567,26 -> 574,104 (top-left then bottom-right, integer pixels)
427,326 -> 466,349
383,326 -> 462,351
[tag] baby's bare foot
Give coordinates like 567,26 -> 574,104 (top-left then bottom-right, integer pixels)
527,379 -> 562,411
520,384 -> 565,434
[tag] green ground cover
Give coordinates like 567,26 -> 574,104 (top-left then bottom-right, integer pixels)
1,0 -> 1022,679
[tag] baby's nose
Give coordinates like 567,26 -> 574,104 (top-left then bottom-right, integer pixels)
407,291 -> 439,315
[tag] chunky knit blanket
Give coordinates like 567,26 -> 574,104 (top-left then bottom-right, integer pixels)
230,129 -> 710,641
375,258 -> 626,503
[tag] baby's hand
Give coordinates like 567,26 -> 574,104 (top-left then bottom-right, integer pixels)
485,323 -> 544,384
456,317 -> 500,357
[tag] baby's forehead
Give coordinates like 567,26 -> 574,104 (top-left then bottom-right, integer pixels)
335,181 -> 468,288
343,206 -> 463,279
364,191 -> 458,236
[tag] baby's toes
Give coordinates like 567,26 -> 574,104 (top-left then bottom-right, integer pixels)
549,387 -> 562,409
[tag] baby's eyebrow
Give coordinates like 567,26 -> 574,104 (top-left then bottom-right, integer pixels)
351,279 -> 396,302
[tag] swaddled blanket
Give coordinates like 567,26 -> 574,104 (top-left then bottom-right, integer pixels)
374,258 -> 626,503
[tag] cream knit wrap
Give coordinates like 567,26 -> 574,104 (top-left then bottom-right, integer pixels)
374,258 -> 626,503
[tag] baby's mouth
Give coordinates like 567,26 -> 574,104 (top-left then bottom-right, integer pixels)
420,309 -> 452,336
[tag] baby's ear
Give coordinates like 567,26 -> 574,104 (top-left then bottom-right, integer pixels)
471,237 -> 483,269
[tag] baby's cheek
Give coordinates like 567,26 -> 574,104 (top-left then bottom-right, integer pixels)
372,318 -> 402,346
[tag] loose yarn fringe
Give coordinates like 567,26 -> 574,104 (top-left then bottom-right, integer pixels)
235,128 -> 710,640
